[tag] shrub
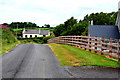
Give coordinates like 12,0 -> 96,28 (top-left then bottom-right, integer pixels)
43,36 -> 54,43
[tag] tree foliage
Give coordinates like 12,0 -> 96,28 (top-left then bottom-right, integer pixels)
53,17 -> 89,36
44,24 -> 50,28
83,12 -> 118,25
9,22 -> 39,29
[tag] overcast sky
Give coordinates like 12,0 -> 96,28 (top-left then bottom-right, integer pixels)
0,0 -> 119,26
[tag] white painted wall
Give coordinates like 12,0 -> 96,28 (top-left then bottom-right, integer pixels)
47,32 -> 50,36
23,33 -> 50,38
23,34 -> 43,38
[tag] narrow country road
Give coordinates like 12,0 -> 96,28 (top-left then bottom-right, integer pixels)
2,44 -> 120,79
2,44 -> 71,78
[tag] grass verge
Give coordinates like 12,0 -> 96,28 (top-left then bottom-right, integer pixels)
1,41 -> 20,55
48,44 -> 120,67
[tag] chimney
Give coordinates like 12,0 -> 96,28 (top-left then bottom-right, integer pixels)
39,29 -> 41,34
90,20 -> 93,25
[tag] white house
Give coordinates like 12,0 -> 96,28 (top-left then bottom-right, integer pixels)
22,29 -> 50,38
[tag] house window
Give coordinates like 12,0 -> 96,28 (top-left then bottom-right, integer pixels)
43,35 -> 46,37
25,35 -> 27,38
30,35 -> 32,38
35,35 -> 37,37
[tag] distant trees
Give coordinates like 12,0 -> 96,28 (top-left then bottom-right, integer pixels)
9,22 -> 39,29
2,22 -> 52,29
2,23 -> 8,25
83,12 -> 118,25
41,24 -> 51,28
53,12 -> 118,37
44,24 -> 50,28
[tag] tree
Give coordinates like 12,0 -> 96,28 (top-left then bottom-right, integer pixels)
53,17 -> 90,36
83,12 -> 117,25
64,17 -> 77,29
2,23 -> 8,25
61,21 -> 90,36
53,17 -> 78,36
44,24 -> 50,28
53,24 -> 65,36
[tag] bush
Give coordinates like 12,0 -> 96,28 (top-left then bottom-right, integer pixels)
18,36 -> 54,44
2,28 -> 18,45
43,36 -> 54,43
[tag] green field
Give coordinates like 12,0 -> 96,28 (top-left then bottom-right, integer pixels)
48,44 -> 120,67
12,28 -> 23,31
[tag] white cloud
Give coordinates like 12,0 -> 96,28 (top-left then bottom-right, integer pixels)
0,0 -> 119,26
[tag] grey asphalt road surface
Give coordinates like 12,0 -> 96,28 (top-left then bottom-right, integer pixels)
65,66 -> 120,78
2,44 -> 71,78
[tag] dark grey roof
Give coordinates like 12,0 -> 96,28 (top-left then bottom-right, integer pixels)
88,25 -> 120,39
40,30 -> 49,35
24,29 -> 39,34
23,29 -> 50,35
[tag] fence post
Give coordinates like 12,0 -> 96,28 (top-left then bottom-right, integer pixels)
101,38 -> 104,55
118,52 -> 120,62
118,40 -> 120,62
94,38 -> 97,53
89,38 -> 92,52
59,37 -> 61,44
109,38 -> 113,58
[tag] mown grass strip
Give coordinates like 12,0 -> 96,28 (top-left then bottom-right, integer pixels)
48,44 -> 120,67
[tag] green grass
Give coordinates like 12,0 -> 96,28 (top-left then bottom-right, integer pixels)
36,28 -> 54,32
12,28 -> 23,31
36,28 -> 50,30
48,44 -> 120,67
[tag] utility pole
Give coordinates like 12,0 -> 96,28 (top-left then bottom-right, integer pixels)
24,24 -> 25,28
16,24 -> 18,37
